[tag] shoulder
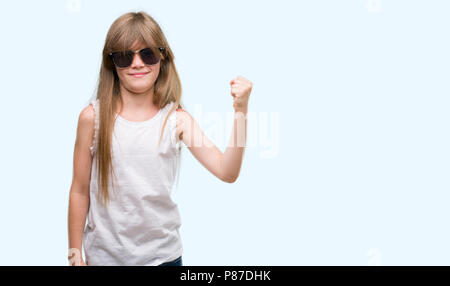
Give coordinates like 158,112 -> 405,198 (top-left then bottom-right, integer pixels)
175,108 -> 197,129
174,108 -> 195,141
77,103 -> 96,140
79,104 -> 95,127
175,108 -> 193,120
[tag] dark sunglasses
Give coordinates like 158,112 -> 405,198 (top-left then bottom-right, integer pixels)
109,47 -> 165,68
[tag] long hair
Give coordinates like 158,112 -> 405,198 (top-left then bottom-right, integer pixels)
93,11 -> 183,207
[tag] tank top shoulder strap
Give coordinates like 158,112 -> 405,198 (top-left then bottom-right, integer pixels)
89,99 -> 100,156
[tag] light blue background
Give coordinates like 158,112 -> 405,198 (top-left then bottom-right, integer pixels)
0,0 -> 449,265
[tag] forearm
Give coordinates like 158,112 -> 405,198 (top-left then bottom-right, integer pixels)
221,109 -> 248,183
68,186 -> 90,263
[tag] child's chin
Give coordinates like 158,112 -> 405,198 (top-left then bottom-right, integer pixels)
128,84 -> 154,93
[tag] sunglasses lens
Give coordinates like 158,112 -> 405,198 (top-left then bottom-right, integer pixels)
111,51 -> 133,68
111,48 -> 160,68
140,48 -> 160,65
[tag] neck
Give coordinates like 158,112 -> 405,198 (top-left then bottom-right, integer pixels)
117,84 -> 158,113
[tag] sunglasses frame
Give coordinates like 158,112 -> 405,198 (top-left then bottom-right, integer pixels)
109,47 -> 166,69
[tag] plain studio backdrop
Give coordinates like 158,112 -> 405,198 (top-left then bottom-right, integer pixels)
0,0 -> 449,266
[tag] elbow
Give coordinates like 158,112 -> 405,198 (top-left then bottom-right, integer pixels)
221,174 -> 238,184
219,156 -> 240,183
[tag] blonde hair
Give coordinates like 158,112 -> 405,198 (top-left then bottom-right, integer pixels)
93,11 -> 183,207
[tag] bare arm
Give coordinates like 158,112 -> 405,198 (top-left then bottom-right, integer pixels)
177,76 -> 252,183
220,76 -> 252,182
176,109 -> 228,182
67,104 -> 95,266
221,109 -> 248,183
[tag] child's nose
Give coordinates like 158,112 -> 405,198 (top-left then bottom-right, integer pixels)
131,52 -> 145,67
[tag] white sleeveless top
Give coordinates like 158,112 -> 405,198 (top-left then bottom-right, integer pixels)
83,98 -> 183,266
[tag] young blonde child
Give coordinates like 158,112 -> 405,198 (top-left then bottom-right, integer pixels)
67,11 -> 252,266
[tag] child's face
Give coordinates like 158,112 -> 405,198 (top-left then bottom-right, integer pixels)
115,40 -> 161,94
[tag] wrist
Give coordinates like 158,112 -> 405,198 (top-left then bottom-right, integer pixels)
68,248 -> 83,265
234,106 -> 248,114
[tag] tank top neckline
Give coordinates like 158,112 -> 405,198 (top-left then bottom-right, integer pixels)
115,107 -> 163,126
